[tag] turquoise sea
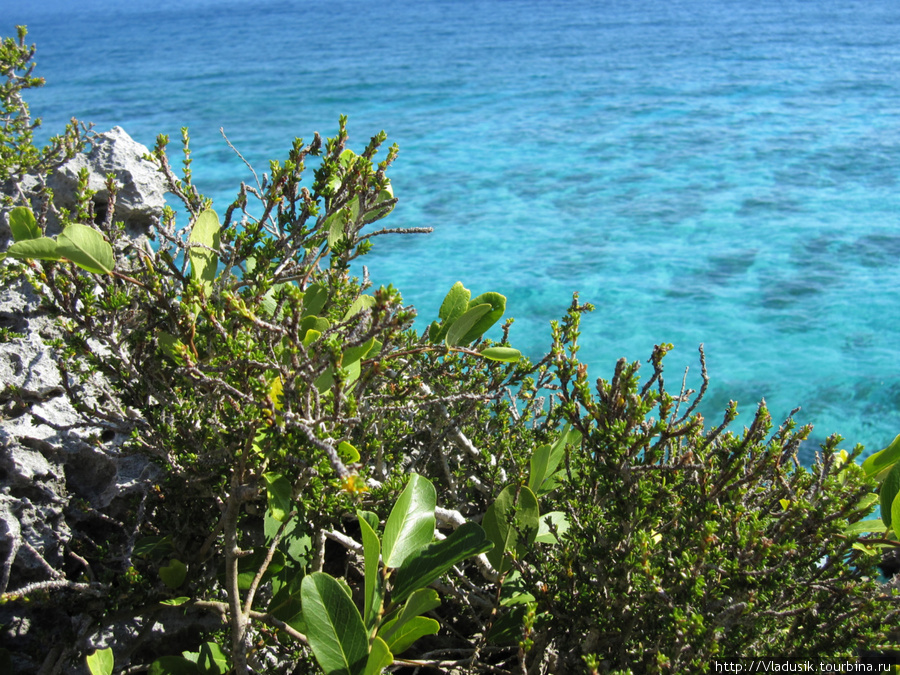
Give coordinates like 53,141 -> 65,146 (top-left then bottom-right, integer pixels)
4,0 -> 900,460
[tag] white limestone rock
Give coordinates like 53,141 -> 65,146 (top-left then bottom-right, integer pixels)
47,126 -> 167,238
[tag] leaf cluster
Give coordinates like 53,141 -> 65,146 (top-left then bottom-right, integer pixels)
521,298 -> 900,673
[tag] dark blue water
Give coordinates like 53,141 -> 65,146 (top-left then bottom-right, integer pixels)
4,0 -> 900,456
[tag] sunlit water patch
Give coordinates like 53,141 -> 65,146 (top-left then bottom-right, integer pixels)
7,0 -> 900,459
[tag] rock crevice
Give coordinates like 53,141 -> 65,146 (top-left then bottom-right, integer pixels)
0,127 -> 169,673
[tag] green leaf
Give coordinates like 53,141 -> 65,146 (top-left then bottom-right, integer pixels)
391,521 -> 493,603
445,303 -> 491,347
379,615 -> 439,655
359,510 -> 379,533
260,283 -> 288,318
341,148 -> 358,167
268,376 -> 284,411
326,174 -> 342,195
149,656 -> 202,675
557,424 -> 582,450
369,339 -> 383,357
378,588 -> 440,645
236,548 -> 285,591
358,510 -> 383,631
302,283 -> 328,317
133,535 -> 174,559
891,492 -> 900,542
301,572 -> 369,675
427,320 -> 441,343
862,434 -> 900,479
339,441 -> 361,463
486,605 -> 529,645
429,281 -> 471,343
853,541 -> 894,555
534,511 -> 570,545
86,648 -> 114,675
268,574 -> 306,632
439,281 -> 470,322
374,183 -> 395,216
528,444 -> 554,496
300,315 -> 330,342
844,519 -> 886,536
459,292 -> 506,344
881,462 -> 900,527
482,485 -> 540,574
159,558 -> 187,589
56,223 -> 115,274
272,519 -> 311,565
479,347 -> 521,363
160,596 -> 191,606
157,332 -> 187,366
488,574 -> 534,644
6,236 -> 60,262
382,474 -> 436,569
362,636 -> 393,675
344,294 -> 376,320
304,329 -> 323,348
336,576 -> 354,600
326,198 -> 361,248
263,472 -> 292,522
398,587 -> 441,620
188,209 -> 220,293
344,360 -> 362,388
343,336 -> 376,368
9,206 -> 39,241
854,493 -> 879,513
326,208 -> 348,248
860,493 -> 880,509
315,366 -> 335,393
195,642 -> 229,675
528,425 -> 580,496
498,571 -> 535,607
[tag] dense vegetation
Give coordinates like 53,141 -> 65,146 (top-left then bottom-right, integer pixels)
2,26 -> 899,674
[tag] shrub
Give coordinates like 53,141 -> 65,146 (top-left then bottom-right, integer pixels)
2,25 -> 899,675
521,300 -> 900,673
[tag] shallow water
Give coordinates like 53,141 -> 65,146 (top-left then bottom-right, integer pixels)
6,0 -> 900,459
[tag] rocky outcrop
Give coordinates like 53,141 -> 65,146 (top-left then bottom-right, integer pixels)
48,126 -> 167,237
1,126 -> 167,246
0,128 -> 169,673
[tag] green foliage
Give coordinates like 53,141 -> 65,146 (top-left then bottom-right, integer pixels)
3,212 -> 115,273
4,26 -> 899,675
862,434 -> 900,480
517,298 -> 899,672
390,521 -> 493,603
483,485 -> 540,575
148,643 -> 229,675
8,204 -> 38,239
382,473 -> 436,568
862,434 -> 900,531
187,210 -> 220,286
159,559 -> 187,590
301,572 -> 370,675
428,281 -> 521,360
85,649 -> 114,675
299,474 -> 491,674
3,104 -> 525,671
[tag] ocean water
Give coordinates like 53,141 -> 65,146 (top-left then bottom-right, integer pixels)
4,0 -> 900,459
